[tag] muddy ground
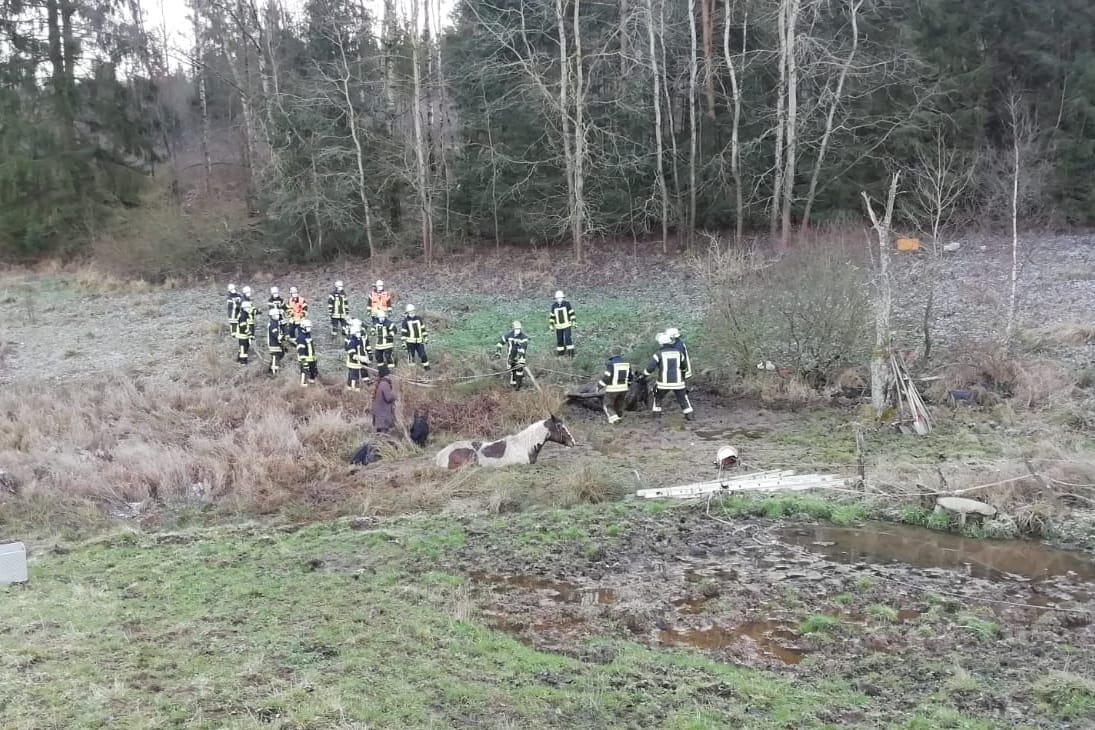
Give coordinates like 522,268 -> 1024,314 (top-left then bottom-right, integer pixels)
430,507 -> 1095,727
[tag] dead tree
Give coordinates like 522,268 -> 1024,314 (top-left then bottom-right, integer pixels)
645,0 -> 670,254
722,0 -> 746,244
687,0 -> 699,248
409,0 -> 434,264
332,27 -> 377,258
862,172 -> 900,415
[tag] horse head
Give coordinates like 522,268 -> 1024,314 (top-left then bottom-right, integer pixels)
545,414 -> 577,447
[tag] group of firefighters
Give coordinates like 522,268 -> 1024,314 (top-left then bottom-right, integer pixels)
223,281 -> 694,421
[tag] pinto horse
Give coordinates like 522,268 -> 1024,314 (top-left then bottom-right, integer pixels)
435,415 -> 577,469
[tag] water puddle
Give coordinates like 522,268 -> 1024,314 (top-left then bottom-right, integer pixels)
671,595 -> 709,614
694,427 -> 772,442
781,522 -> 1095,585
659,620 -> 804,665
469,572 -> 617,606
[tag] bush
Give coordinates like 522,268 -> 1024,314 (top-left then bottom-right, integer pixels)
697,242 -> 871,387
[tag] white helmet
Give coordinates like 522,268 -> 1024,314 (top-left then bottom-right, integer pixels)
268,308 -> 280,319
666,327 -> 681,340
405,304 -> 415,314
241,299 -> 254,311
270,286 -> 278,296
375,280 -> 384,290
656,332 -> 671,346
242,286 -> 252,297
334,280 -> 344,289
512,320 -> 522,331
227,283 -> 237,293
554,290 -> 564,300
349,321 -> 362,334
300,319 -> 312,330
377,310 -> 387,321
289,286 -> 298,295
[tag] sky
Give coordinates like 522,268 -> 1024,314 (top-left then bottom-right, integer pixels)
152,0 -> 458,65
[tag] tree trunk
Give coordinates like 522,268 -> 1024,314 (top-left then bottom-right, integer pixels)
556,0 -> 578,261
572,0 -> 587,262
645,0 -> 669,254
723,0 -> 745,245
700,0 -> 715,118
336,32 -> 377,258
1005,122 -> 1020,345
770,0 -> 787,241
410,0 -> 435,265
192,9 -> 214,196
780,0 -> 800,250
660,2 -> 683,236
687,0 -> 699,248
619,0 -> 629,77
46,0 -> 75,147
801,0 -> 861,232
862,173 -> 900,415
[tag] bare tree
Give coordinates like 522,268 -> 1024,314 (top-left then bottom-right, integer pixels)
770,0 -> 787,240
722,0 -> 746,244
190,0 -> 213,196
408,0 -> 434,264
645,0 -> 670,254
687,0 -> 699,247
332,27 -> 377,258
779,0 -> 801,250
904,128 -> 976,359
800,0 -> 861,232
862,171 -> 900,415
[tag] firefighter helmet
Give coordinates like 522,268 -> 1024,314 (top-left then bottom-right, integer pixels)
405,304 -> 415,314
555,290 -> 564,300
241,299 -> 254,311
666,327 -> 680,340
656,332 -> 671,346
375,279 -> 384,290
270,286 -> 279,296
300,319 -> 312,330
227,283 -> 237,293
289,286 -> 299,295
242,286 -> 252,297
335,280 -> 344,289
717,446 -> 739,468
512,320 -> 522,331
377,310 -> 387,321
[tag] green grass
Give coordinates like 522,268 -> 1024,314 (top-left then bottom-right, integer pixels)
1033,671 -> 1095,720
799,614 -> 841,634
1,516 -> 883,730
957,613 -> 1000,642
865,604 -> 900,623
718,494 -> 868,526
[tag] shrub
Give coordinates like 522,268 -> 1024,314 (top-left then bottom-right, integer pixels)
698,242 -> 871,387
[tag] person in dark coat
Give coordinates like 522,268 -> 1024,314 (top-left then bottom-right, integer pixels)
372,364 -> 396,433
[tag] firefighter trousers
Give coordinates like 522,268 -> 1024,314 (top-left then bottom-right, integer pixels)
554,327 -> 574,356
652,388 -> 693,416
603,391 -> 627,424
406,343 -> 430,369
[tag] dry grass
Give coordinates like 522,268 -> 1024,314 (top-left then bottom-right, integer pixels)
928,345 -> 1077,409
1026,322 -> 1095,346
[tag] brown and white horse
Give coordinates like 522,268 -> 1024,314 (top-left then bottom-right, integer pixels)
435,415 -> 577,469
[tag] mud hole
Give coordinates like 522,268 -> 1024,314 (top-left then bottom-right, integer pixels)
443,509 -> 1095,723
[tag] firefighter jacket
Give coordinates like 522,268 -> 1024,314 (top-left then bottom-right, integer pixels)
287,296 -> 308,322
549,300 -> 576,330
267,320 -> 284,351
227,293 -> 242,322
400,316 -> 428,344
498,329 -> 529,361
268,295 -> 286,318
671,338 -> 693,379
372,321 -> 398,351
368,290 -> 392,317
598,355 -> 631,393
328,290 -> 349,319
236,308 -> 254,340
643,345 -> 686,390
345,334 -> 369,369
296,333 -> 317,363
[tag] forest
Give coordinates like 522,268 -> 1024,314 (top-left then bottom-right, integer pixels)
1,0 -> 1094,266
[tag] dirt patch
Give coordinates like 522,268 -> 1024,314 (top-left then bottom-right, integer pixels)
438,507 -> 1095,724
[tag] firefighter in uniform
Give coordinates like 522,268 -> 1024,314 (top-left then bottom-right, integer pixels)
495,321 -> 530,390
400,304 -> 430,371
268,287 -> 286,331
241,285 -> 253,308
226,284 -> 242,338
327,280 -> 349,337
286,287 -> 308,340
371,310 -> 398,369
267,308 -> 285,375
296,319 -> 318,386
643,332 -> 694,419
367,280 -> 393,324
344,319 -> 371,390
548,290 -> 576,356
235,300 -> 255,364
666,327 -> 693,381
597,346 -> 631,424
